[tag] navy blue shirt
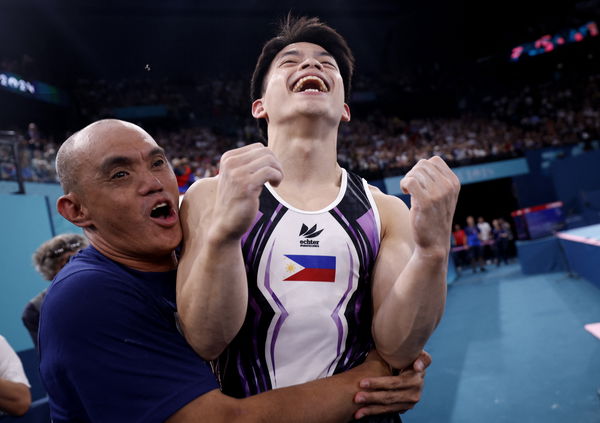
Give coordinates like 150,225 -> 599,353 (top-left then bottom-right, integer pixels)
39,246 -> 218,423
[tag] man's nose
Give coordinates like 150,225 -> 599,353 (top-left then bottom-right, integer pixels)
139,170 -> 163,195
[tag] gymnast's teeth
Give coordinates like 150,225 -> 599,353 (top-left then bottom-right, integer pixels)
292,76 -> 328,93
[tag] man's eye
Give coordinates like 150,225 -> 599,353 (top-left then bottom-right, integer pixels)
322,61 -> 336,68
153,159 -> 165,167
111,171 -> 128,179
281,60 -> 296,65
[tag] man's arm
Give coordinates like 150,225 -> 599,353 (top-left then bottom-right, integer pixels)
176,143 -> 284,360
0,336 -> 31,416
353,350 -> 431,419
371,156 -> 460,370
168,350 -> 389,423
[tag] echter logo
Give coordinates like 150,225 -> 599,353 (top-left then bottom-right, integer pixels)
299,223 -> 323,247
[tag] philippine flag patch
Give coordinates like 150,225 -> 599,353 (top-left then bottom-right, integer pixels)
283,254 -> 336,282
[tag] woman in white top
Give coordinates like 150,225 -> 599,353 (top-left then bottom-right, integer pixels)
0,335 -> 31,416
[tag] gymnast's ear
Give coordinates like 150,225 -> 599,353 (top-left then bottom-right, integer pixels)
341,103 -> 351,122
252,98 -> 268,120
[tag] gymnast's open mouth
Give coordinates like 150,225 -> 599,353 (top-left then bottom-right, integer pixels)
291,74 -> 330,93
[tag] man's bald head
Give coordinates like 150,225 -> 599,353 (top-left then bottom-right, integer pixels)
55,131 -> 81,194
55,119 -> 149,194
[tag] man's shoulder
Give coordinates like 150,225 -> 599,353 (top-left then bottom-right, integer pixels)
53,247 -> 125,286
47,247 -> 145,310
41,249 -> 159,342
0,335 -> 9,351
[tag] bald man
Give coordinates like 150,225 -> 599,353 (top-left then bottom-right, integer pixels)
39,119 -> 428,423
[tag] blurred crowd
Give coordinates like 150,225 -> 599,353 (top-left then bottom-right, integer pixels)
2,65 -> 600,188
0,123 -> 59,182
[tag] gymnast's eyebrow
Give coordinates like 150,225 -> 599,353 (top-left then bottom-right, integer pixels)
279,50 -> 335,60
279,50 -> 301,60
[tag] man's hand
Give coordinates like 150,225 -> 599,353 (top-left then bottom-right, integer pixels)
353,351 -> 432,419
400,156 -> 460,257
210,143 -> 283,242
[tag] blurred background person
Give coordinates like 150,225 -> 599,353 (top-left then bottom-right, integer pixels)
22,234 -> 87,350
492,219 -> 510,266
452,223 -> 468,273
172,157 -> 195,193
477,216 -> 493,264
0,334 -> 31,416
465,216 -> 485,273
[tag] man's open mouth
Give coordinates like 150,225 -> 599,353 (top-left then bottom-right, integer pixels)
292,75 -> 329,93
150,202 -> 172,219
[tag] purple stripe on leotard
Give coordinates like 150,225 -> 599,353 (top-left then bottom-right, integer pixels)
356,209 -> 379,258
263,242 -> 288,384
328,244 -> 355,373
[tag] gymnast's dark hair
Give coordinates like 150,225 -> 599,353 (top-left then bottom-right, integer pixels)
250,14 -> 355,139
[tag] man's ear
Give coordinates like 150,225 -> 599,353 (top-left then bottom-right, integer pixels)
341,103 -> 351,122
252,98 -> 268,119
57,194 -> 92,228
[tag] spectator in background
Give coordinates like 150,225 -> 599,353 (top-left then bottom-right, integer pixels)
492,219 -> 509,266
172,157 -> 194,193
465,216 -> 485,273
0,335 -> 31,416
22,234 -> 87,350
31,149 -> 55,181
452,223 -> 468,272
477,216 -> 493,263
25,122 -> 43,152
499,217 -> 515,258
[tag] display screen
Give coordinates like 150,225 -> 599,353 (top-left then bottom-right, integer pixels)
510,21 -> 598,62
0,71 -> 69,106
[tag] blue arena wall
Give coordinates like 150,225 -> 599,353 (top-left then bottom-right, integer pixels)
513,145 -> 600,219
0,182 -> 81,352
0,193 -> 54,352
551,149 -> 600,220
380,146 -> 599,229
383,158 -> 530,195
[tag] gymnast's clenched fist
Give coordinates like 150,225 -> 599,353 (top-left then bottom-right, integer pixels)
210,143 -> 284,241
400,156 -> 460,257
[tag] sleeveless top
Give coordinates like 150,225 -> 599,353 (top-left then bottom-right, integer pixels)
214,169 -> 381,398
